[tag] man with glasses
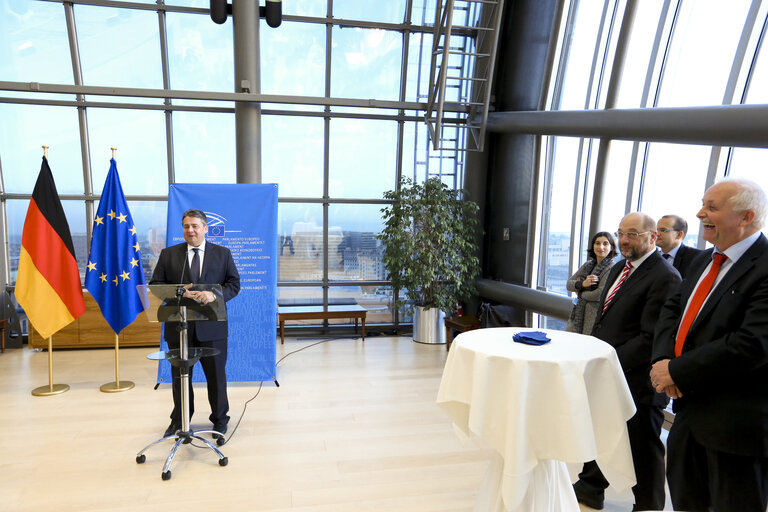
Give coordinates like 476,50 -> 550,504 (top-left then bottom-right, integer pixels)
657,214 -> 703,278
651,179 -> 768,512
573,212 -> 681,511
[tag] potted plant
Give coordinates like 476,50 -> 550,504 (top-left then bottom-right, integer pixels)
377,177 -> 481,343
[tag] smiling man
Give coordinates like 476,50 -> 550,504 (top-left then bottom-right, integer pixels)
150,208 -> 240,440
651,178 -> 768,512
573,212 -> 681,511
656,214 -> 703,278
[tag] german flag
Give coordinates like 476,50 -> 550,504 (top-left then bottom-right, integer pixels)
16,157 -> 86,339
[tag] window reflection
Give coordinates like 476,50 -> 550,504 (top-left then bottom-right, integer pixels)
277,203 -> 324,282
656,0 -> 751,107
333,0 -> 406,24
262,115 -> 324,198
329,118 -> 397,199
614,0 -> 666,108
88,108 -> 168,195
540,136 -> 582,295
172,111 -> 235,184
0,104 -> 83,194
727,148 -> 768,199
331,26 -> 402,101
743,17 -> 768,104
0,0 -> 73,84
166,11 -> 234,92
327,203 -> 385,282
555,1 -> 607,110
261,21 -> 325,97
74,5 -> 163,90
125,200 -> 168,282
640,143 -> 710,244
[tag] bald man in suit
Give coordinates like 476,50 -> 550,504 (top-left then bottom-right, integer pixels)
573,212 -> 681,511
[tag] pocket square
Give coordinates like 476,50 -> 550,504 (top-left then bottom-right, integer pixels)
513,331 -> 550,346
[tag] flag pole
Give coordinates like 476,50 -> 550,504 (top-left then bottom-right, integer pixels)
42,145 -> 48,159
100,332 -> 134,392
31,336 -> 69,396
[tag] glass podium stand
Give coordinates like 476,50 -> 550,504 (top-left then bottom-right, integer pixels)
134,284 -> 228,480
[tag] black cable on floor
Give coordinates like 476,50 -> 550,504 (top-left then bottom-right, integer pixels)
207,336 -> 352,447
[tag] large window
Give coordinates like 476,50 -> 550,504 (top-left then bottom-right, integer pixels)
538,0 -> 768,312
0,1 -> 479,332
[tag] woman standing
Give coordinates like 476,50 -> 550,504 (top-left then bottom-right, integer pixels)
565,231 -> 617,334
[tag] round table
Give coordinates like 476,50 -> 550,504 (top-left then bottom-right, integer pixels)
436,327 -> 637,512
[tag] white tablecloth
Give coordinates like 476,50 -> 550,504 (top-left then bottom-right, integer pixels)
436,328 -> 637,512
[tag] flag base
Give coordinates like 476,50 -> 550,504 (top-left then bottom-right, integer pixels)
100,380 -> 135,393
31,383 -> 69,396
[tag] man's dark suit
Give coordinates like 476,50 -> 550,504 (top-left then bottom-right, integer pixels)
577,251 -> 681,510
672,243 -> 704,279
653,235 -> 768,511
150,241 -> 240,428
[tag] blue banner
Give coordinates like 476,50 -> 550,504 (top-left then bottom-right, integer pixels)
157,183 -> 278,383
85,159 -> 147,334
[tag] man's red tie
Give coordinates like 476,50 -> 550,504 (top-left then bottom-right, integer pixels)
674,253 -> 728,356
602,260 -> 632,314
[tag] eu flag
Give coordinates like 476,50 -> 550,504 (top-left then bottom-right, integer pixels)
85,159 -> 146,334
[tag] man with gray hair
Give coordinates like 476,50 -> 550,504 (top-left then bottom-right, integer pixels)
151,208 -> 240,440
651,178 -> 768,512
656,214 -> 703,278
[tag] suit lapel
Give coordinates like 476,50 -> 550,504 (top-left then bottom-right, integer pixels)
198,242 -> 216,283
178,243 -> 192,284
599,252 -> 662,318
689,235 -> 767,333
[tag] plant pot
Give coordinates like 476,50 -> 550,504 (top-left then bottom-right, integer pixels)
413,306 -> 446,344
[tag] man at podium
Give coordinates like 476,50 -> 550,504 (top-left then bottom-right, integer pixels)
150,208 -> 240,439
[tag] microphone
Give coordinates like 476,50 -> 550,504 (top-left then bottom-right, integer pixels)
179,249 -> 187,285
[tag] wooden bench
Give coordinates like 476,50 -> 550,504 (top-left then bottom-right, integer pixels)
277,305 -> 367,344
444,315 -> 480,351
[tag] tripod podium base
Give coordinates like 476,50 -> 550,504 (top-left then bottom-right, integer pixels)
100,380 -> 135,393
31,383 -> 69,396
136,430 -> 228,480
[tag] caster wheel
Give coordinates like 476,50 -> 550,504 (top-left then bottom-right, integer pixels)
136,454 -> 146,464
161,471 -> 172,481
216,436 -> 225,446
219,457 -> 228,467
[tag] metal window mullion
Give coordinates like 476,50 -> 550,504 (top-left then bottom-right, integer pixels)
64,2 -> 94,246
536,0 -> 579,286
725,4 -> 768,174
393,0 -> 414,330
590,0 -> 635,232
323,0 -> 333,311
157,0 -> 175,184
715,0 -> 762,180
583,0 -> 612,111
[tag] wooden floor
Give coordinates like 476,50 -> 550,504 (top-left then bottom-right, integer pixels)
0,335 -> 653,512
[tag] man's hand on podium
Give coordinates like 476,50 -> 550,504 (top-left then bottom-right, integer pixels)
184,288 -> 216,305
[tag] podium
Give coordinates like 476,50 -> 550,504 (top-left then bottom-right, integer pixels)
134,284 -> 228,480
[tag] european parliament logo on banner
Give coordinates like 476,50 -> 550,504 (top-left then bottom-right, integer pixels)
85,158 -> 147,334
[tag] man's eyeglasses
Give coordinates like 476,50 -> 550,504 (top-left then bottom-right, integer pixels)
657,228 -> 678,233
614,231 -> 651,240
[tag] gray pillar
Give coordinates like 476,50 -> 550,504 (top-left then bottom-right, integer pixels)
233,0 -> 262,184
